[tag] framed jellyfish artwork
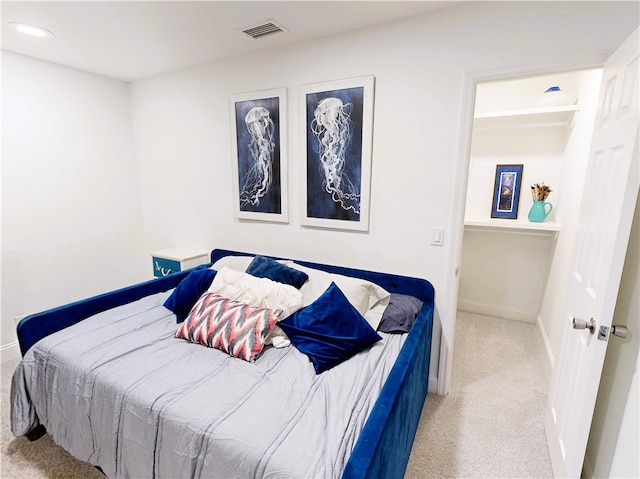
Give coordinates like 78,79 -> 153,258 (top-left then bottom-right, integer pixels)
229,87 -> 288,222
490,164 -> 524,219
299,75 -> 375,231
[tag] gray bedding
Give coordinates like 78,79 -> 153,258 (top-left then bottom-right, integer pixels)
11,290 -> 406,479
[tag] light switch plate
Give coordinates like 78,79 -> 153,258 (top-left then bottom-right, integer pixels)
431,227 -> 445,246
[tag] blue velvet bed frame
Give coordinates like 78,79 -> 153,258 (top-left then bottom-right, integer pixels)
16,248 -> 435,479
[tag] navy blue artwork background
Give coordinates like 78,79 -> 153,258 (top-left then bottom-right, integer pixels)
235,96 -> 281,214
306,86 -> 364,222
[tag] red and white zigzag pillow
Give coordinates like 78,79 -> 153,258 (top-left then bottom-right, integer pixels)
176,292 -> 280,362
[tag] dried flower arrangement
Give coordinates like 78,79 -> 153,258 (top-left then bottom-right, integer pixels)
531,182 -> 552,201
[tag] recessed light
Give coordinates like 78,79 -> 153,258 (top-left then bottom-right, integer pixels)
9,22 -> 54,38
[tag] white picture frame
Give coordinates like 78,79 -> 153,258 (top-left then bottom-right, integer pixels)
229,87 -> 288,222
299,75 -> 375,231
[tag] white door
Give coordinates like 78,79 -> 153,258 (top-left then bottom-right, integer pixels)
545,28 -> 639,478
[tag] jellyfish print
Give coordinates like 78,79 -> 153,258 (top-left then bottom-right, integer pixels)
238,106 -> 276,208
302,78 -> 372,229
310,97 -> 361,215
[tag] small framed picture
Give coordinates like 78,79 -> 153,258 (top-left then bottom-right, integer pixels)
491,164 -> 523,219
229,87 -> 288,222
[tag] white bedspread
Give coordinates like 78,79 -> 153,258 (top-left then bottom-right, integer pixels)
11,291 -> 405,479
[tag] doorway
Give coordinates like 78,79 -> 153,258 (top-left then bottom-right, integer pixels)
457,69 -> 603,369
434,65 -> 603,474
441,30 -> 639,477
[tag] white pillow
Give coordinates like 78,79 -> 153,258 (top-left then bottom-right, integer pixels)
210,255 -> 293,273
288,262 -> 391,331
207,267 -> 304,348
211,255 -> 254,272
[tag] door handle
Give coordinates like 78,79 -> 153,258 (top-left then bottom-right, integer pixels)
573,317 -> 596,334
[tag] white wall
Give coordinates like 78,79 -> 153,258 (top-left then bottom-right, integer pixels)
1,52 -> 149,359
469,71 -> 599,224
459,229 -> 556,322
129,1 -> 638,389
460,72 -> 583,323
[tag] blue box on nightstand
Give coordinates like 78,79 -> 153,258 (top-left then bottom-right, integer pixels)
150,248 -> 209,277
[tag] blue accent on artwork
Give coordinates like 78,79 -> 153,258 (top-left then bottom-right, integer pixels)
306,86 -> 364,222
235,96 -> 282,214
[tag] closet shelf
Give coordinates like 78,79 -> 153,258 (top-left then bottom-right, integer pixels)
474,105 -> 579,128
464,218 -> 561,235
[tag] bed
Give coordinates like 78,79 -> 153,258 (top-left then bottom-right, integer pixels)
11,248 -> 434,479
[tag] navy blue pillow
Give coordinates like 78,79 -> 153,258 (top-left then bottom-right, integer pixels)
163,265 -> 217,323
279,282 -> 382,374
246,255 -> 309,289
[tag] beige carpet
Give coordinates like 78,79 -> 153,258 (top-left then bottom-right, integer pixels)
405,311 -> 553,478
1,311 -> 552,478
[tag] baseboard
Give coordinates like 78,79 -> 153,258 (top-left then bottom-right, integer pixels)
428,375 -> 438,394
457,299 -> 537,323
536,314 -> 555,368
0,341 -> 21,363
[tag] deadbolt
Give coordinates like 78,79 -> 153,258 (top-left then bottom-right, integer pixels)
573,317 -> 596,334
611,325 -> 629,339
596,324 -> 629,341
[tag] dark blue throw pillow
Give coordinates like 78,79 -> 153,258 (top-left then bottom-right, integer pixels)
163,265 -> 217,323
279,282 -> 382,374
246,255 -> 309,289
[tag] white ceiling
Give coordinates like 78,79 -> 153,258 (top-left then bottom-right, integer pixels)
2,1 -> 461,82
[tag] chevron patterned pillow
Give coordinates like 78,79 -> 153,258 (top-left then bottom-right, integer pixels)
176,293 -> 280,362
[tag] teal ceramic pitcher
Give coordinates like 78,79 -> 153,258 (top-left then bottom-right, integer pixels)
528,200 -> 552,222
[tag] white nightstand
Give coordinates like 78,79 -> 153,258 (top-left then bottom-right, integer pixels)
150,248 -> 209,277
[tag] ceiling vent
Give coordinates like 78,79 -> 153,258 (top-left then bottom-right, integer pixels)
241,20 -> 287,39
